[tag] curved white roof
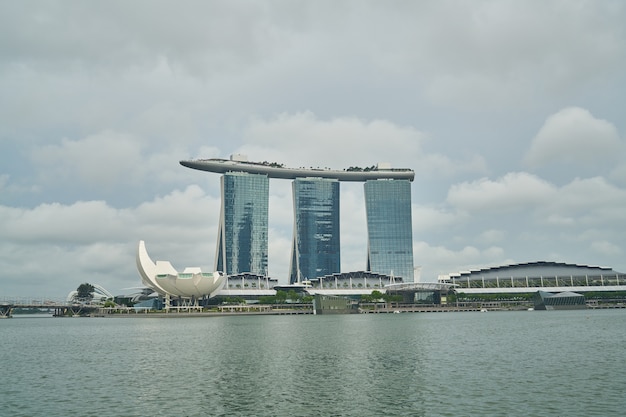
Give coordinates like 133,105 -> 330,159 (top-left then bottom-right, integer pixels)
439,261 -> 620,281
136,240 -> 225,298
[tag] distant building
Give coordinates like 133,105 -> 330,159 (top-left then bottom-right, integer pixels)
439,261 -> 626,294
532,290 -> 586,310
313,294 -> 357,314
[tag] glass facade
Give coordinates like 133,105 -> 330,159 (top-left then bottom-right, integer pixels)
364,179 -> 414,282
215,172 -> 269,276
289,178 -> 340,283
532,291 -> 586,310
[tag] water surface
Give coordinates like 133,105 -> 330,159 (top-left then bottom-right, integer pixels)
1,310 -> 624,416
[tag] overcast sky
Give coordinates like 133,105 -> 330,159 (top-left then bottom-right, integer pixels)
2,1 -> 625,298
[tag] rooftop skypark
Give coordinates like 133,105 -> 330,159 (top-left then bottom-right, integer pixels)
180,155 -> 415,182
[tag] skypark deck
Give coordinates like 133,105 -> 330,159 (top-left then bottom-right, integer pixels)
180,158 -> 415,182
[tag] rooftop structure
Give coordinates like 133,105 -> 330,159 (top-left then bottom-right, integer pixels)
439,261 -> 626,294
180,157 -> 415,182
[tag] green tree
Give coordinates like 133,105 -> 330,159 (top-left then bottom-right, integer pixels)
370,290 -> 383,301
381,293 -> 402,307
224,296 -> 245,305
287,290 -> 299,302
275,290 -> 287,304
259,295 -> 276,304
76,283 -> 94,302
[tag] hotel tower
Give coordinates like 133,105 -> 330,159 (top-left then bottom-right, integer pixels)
181,155 -> 415,282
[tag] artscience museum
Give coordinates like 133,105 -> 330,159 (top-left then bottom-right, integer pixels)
136,240 -> 225,308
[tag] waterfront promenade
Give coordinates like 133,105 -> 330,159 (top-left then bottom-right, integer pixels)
3,296 -> 624,319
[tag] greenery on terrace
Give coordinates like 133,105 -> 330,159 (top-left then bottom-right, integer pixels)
259,161 -> 285,168
452,291 -> 626,303
219,290 -> 313,306
346,165 -> 378,172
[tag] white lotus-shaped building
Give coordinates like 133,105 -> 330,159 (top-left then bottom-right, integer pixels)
136,240 -> 225,298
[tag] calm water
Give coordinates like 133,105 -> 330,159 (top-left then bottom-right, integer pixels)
1,310 -> 625,416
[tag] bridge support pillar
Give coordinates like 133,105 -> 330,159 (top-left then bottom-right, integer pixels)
0,304 -> 13,318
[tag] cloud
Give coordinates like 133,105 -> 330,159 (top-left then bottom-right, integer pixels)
524,107 -> 622,169
25,130 -> 206,206
30,131 -> 143,188
446,173 -> 626,233
413,205 -> 465,233
477,229 -> 506,245
413,241 -> 507,278
0,185 -> 219,297
238,111 -> 486,179
368,1 -> 626,107
590,240 -> 622,257
447,172 -> 555,212
241,111 -> 424,167
435,172 -> 626,278
0,2 -> 282,77
544,177 -> 626,225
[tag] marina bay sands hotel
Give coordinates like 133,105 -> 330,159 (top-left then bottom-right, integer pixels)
180,154 -> 416,284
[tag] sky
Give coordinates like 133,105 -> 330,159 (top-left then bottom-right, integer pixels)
1,0 -> 626,298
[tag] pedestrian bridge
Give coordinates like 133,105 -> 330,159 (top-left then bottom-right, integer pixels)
0,297 -> 101,318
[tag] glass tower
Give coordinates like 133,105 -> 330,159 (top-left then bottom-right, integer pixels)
215,172 -> 269,276
364,179 -> 414,281
289,178 -> 340,283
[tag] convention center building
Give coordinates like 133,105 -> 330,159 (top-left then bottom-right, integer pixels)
438,261 -> 626,294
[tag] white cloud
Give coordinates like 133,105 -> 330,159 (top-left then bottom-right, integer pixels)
370,1 -> 626,107
543,177 -> 626,226
447,172 -> 555,212
238,111 -> 486,179
0,185 -> 220,296
26,130 -> 204,203
413,241 -> 508,279
413,205 -> 465,233
477,229 -> 506,245
445,173 -> 626,242
610,163 -> 626,187
241,111 -> 424,168
590,240 -> 622,257
2,200 -> 126,243
30,131 -> 144,188
524,107 -> 622,169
